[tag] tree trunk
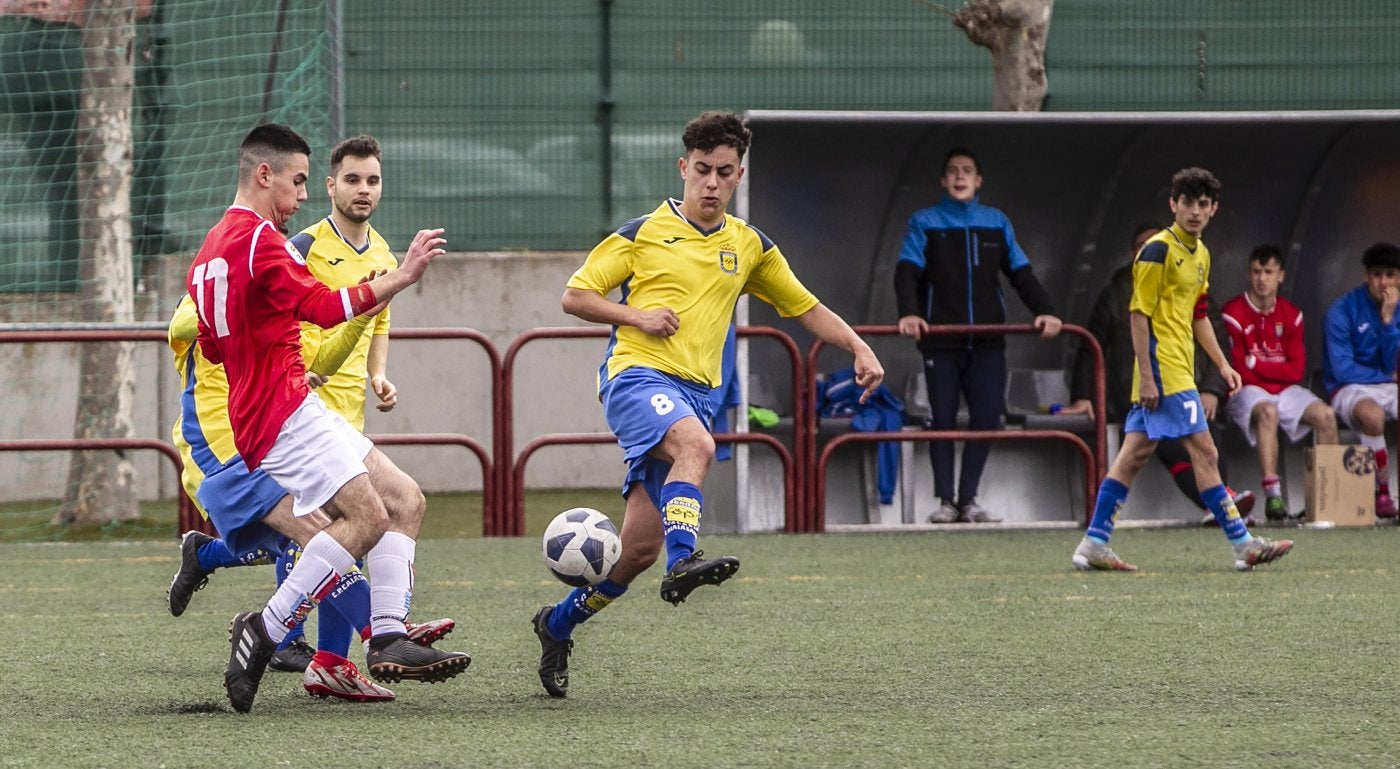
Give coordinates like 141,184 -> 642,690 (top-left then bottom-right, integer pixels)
56,0 -> 139,526
953,0 -> 1053,111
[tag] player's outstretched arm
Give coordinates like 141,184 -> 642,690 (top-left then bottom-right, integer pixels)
308,270 -> 381,377
359,228 -> 446,311
796,303 -> 885,403
308,315 -> 371,377
561,286 -> 679,337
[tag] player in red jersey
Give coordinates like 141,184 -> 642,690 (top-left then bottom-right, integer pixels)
1221,245 -> 1338,521
186,124 -> 469,713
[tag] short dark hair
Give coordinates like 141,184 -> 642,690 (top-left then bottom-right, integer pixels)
682,111 -> 751,159
943,147 -> 979,175
1248,244 -> 1283,268
1170,167 -> 1221,202
330,135 -> 381,175
1362,242 -> 1400,270
239,123 -> 311,180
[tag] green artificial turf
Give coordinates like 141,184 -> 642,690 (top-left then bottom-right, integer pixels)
2,526 -> 1396,768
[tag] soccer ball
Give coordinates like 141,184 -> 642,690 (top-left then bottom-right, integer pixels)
542,507 -> 622,587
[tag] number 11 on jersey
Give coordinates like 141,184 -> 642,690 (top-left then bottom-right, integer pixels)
191,258 -> 231,338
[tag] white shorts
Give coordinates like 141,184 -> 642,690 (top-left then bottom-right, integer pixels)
1225,384 -> 1326,447
258,393 -> 373,516
1331,382 -> 1399,429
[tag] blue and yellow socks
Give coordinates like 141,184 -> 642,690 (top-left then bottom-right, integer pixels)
195,537 -> 247,573
661,481 -> 702,572
547,579 -> 628,641
1202,484 -> 1250,544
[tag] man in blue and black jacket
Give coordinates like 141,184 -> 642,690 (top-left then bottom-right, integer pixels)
893,147 -> 1061,524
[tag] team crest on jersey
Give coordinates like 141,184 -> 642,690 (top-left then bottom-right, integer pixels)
284,239 -> 306,265
1274,321 -> 1284,337
718,247 -> 738,274
1196,264 -> 1205,286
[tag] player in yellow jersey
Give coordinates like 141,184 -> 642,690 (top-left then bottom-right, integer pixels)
1071,167 -> 1294,573
530,111 -> 885,698
289,135 -> 402,431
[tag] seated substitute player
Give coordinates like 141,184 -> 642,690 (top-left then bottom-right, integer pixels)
187,123 -> 468,713
1221,244 -> 1338,521
167,297 -> 453,702
1069,167 -> 1293,572
1061,221 -> 1256,524
1322,242 -> 1400,519
531,111 -> 884,698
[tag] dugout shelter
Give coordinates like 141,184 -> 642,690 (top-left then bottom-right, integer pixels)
729,109 -> 1400,530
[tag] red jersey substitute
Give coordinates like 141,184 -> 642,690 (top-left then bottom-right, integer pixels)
186,206 -> 379,468
1220,293 -> 1306,395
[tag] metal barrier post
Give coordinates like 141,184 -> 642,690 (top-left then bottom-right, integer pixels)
502,326 -> 803,536
813,429 -> 1096,531
512,431 -> 794,533
385,329 -> 501,535
0,437 -> 201,533
806,323 -> 1106,530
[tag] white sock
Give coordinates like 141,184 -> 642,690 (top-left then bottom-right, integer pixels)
261,531 -> 356,644
1360,432 -> 1386,454
365,531 -> 416,638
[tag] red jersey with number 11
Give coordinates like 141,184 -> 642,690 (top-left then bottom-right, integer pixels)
185,206 -> 379,468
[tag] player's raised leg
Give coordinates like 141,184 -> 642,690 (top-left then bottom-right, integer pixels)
168,530 -> 260,616
654,416 -> 739,606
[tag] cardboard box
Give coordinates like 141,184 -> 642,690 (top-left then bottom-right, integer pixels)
1304,445 -> 1376,526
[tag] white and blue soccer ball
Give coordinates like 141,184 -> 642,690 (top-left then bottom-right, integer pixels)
542,507 -> 622,587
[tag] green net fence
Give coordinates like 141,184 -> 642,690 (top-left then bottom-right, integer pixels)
5,0 -> 1400,299
0,1 -> 330,300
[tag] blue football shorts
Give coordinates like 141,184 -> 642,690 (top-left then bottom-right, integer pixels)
195,456 -> 291,559
1123,389 -> 1210,441
600,366 -> 717,510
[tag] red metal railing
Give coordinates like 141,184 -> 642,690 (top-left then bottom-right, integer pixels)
813,429 -> 1096,529
500,325 -> 804,535
510,431 -> 795,534
382,329 -> 503,534
0,328 -> 206,531
0,437 -> 201,531
0,321 -> 1108,537
805,324 -> 1106,530
0,327 -> 503,536
368,433 -> 493,534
